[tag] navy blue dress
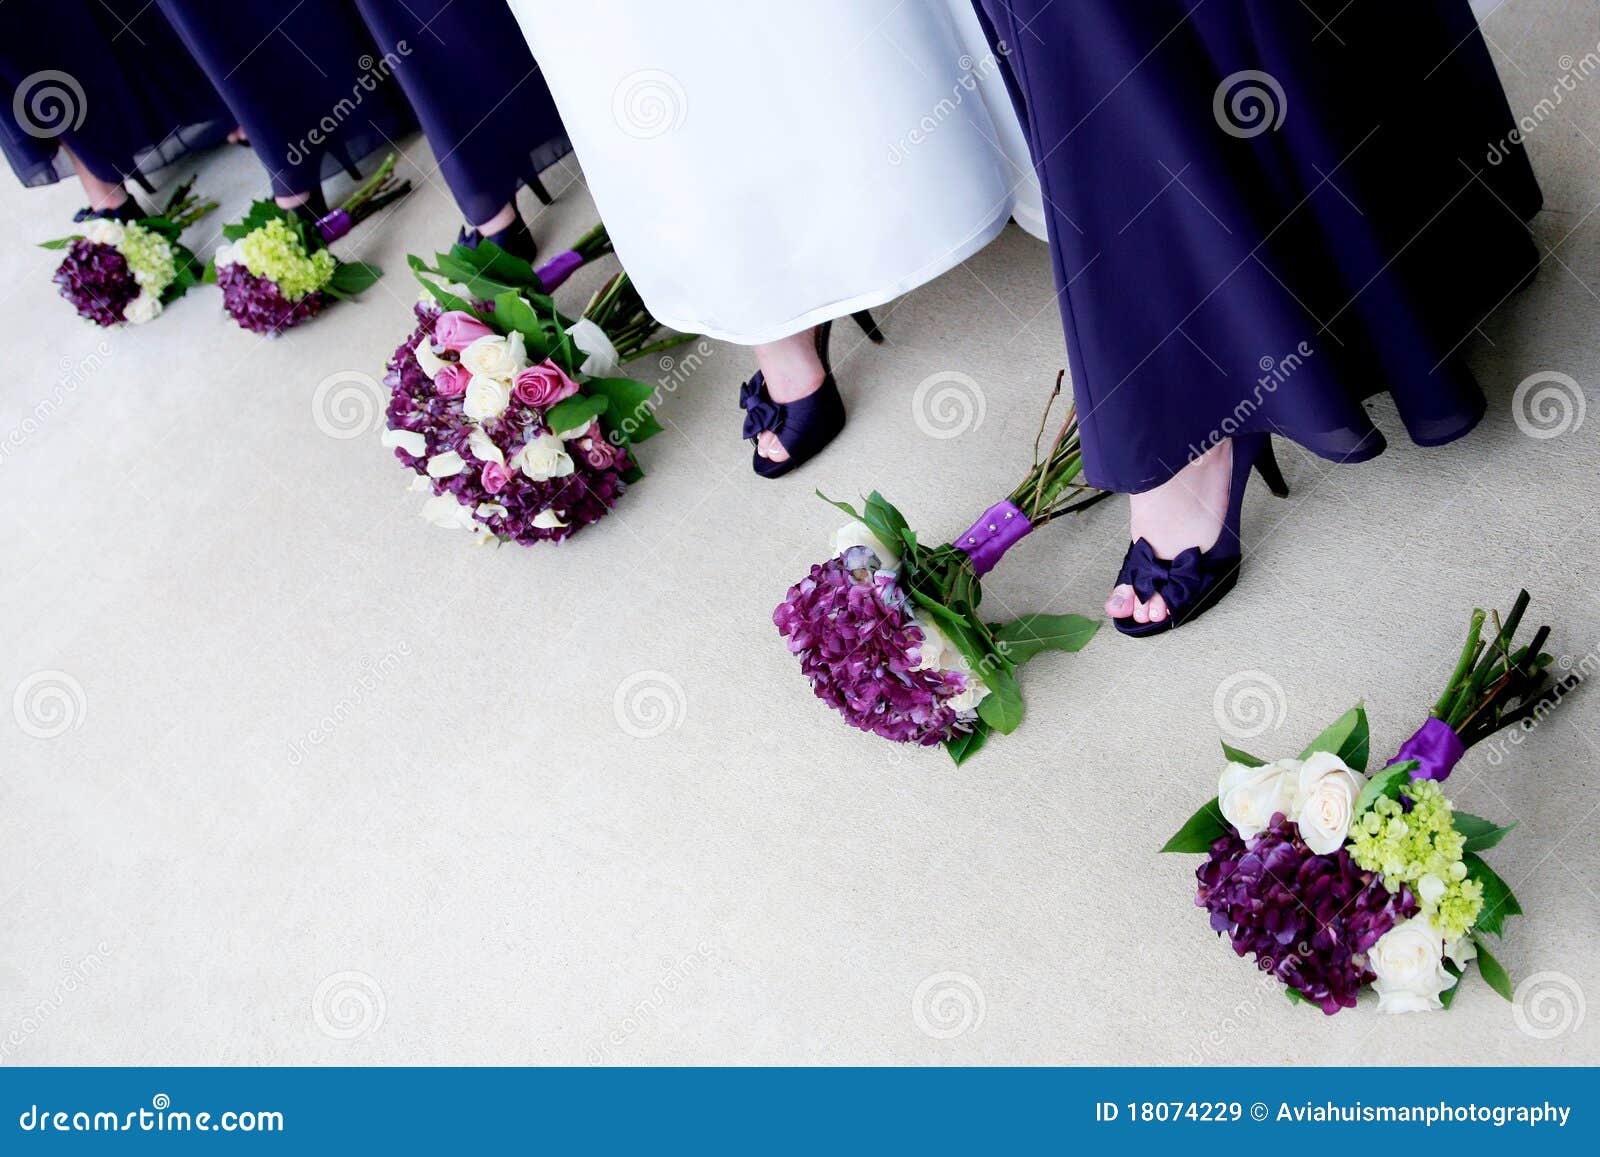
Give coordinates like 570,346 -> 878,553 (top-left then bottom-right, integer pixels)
0,1 -> 231,191
975,0 -> 1542,493
156,0 -> 417,197
353,0 -> 571,225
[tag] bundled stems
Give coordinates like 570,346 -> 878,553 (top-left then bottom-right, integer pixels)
582,271 -> 695,362
161,178 -> 216,231
1429,590 -> 1572,748
1009,371 -> 1108,527
337,153 -> 412,225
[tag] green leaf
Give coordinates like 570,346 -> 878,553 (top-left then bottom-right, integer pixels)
945,719 -> 990,765
1285,987 -> 1310,1006
1160,797 -> 1229,853
1454,812 -> 1518,853
202,260 -> 218,285
1354,761 -> 1416,816
863,492 -> 913,551
1220,742 -> 1266,768
993,615 -> 1100,665
583,376 -> 662,444
1297,703 -> 1370,771
491,289 -> 543,341
545,394 -> 608,436
39,236 -> 79,250
1465,852 -> 1522,937
1471,933 -> 1515,1001
1439,966 -> 1463,1010
816,491 -> 864,523
326,261 -> 382,298
975,665 -> 1023,734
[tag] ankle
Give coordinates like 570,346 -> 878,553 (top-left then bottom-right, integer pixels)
473,203 -> 517,235
755,330 -> 825,404
1127,438 -> 1234,556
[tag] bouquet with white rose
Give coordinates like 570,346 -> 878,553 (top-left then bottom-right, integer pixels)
204,153 -> 411,335
774,375 -> 1107,763
1163,591 -> 1574,1015
382,229 -> 690,545
42,178 -> 215,327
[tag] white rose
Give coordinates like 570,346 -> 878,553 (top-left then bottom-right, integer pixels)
566,317 -> 620,377
458,332 -> 527,385
419,492 -> 475,530
512,433 -> 575,481
462,375 -> 512,422
426,451 -> 465,478
532,509 -> 568,529
81,218 -> 125,246
414,338 -> 448,380
467,427 -> 505,465
122,292 -> 162,325
833,520 -> 900,573
1217,758 -> 1300,841
909,621 -> 989,711
381,428 -> 428,457
1369,918 -> 1453,1013
1294,751 -> 1367,854
212,241 -> 239,269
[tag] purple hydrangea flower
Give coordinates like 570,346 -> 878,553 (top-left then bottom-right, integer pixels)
383,303 -> 629,545
773,556 -> 976,745
216,262 -> 328,334
53,239 -> 137,327
1196,815 -> 1418,1015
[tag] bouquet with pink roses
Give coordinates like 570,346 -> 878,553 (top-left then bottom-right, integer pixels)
381,229 -> 689,545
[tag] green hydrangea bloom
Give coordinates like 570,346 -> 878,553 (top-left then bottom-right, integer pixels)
1349,778 -> 1483,940
117,222 -> 177,295
235,218 -> 336,301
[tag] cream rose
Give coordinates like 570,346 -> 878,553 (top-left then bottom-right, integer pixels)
910,620 -> 989,711
122,293 -> 161,325
458,331 -> 528,385
81,218 -> 125,246
512,433 -> 575,481
1217,758 -> 1300,841
833,520 -> 900,573
1294,751 -> 1367,854
1369,918 -> 1454,1013
462,375 -> 512,422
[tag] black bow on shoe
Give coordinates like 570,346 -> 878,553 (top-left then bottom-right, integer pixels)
1121,538 -> 1207,609
739,375 -> 783,442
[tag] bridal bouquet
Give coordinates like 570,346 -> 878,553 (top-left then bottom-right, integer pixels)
382,230 -> 689,545
205,153 -> 411,334
774,375 -> 1105,763
1163,591 -> 1574,1015
42,179 -> 215,326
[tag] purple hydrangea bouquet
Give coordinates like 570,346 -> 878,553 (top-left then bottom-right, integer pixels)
381,229 -> 690,546
41,179 -> 215,326
204,153 -> 411,335
1164,591 -> 1574,1014
775,375 -> 1106,764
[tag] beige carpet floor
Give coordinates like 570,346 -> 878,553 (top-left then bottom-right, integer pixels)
2,0 -> 1596,1065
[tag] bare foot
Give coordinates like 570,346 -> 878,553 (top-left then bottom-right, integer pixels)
1105,439 -> 1234,625
751,328 -> 824,463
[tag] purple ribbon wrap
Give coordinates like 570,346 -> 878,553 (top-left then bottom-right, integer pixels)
955,500 -> 1033,576
1387,716 -> 1465,782
314,209 -> 353,244
533,249 -> 585,294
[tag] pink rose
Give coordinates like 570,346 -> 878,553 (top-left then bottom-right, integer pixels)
513,359 -> 580,408
480,461 -> 511,494
577,421 -> 617,470
433,311 -> 494,352
434,362 -> 472,398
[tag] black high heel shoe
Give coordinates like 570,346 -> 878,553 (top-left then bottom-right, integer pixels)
740,310 -> 883,479
1111,433 -> 1290,637
72,200 -> 142,225
457,213 -> 539,263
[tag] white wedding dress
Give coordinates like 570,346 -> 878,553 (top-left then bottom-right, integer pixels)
507,0 -> 1045,344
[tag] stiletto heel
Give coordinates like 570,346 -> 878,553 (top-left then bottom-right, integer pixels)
526,171 -> 554,206
851,309 -> 884,343
740,314 -> 880,479
1111,433 -> 1289,638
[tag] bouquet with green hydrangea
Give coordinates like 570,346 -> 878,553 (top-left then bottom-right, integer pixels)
42,178 -> 215,326
205,153 -> 411,334
1163,592 -> 1575,1015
